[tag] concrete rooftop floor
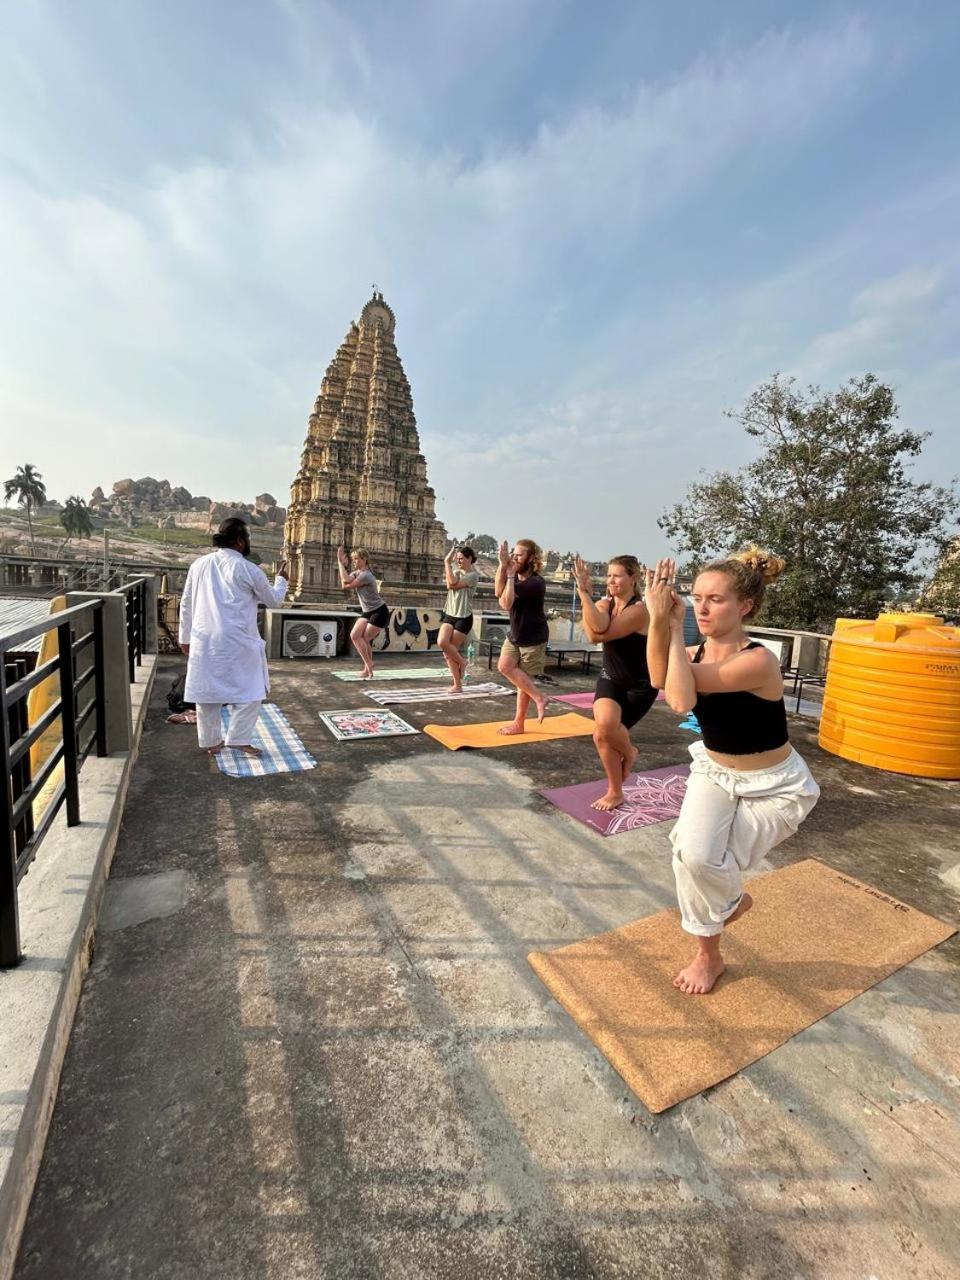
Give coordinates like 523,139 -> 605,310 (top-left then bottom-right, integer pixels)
14,654 -> 960,1280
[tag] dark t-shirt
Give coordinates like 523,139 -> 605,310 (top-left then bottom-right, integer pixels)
508,573 -> 549,646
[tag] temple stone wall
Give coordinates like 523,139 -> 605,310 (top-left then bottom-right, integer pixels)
284,291 -> 448,600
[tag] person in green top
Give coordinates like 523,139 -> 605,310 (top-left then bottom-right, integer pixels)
438,545 -> 480,690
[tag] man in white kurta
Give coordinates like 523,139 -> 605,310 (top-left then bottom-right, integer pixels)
179,524 -> 288,753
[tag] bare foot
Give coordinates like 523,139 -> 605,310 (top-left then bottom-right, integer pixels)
621,744 -> 638,780
591,791 -> 625,811
228,744 -> 263,756
451,681 -> 462,693
673,950 -> 726,995
534,695 -> 549,724
497,721 -> 525,736
725,891 -> 753,925
361,669 -> 374,680
204,742 -> 225,755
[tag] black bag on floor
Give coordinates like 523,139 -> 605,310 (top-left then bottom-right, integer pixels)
167,675 -> 195,715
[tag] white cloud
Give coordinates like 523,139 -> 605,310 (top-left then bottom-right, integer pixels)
802,266 -> 947,377
0,13 -> 919,557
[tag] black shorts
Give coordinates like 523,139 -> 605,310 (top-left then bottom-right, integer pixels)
439,612 -> 473,635
361,603 -> 390,630
594,677 -> 658,730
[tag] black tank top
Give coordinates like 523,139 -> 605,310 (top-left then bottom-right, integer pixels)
692,641 -> 788,755
601,595 -> 652,689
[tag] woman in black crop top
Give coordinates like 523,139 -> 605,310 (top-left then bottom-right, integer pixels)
574,553 -> 658,812
645,548 -> 819,996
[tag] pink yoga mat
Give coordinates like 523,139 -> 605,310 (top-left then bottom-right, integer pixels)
540,763 -> 689,836
551,690 -> 666,710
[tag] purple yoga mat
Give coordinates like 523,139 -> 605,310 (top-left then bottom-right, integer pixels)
540,763 -> 690,836
551,690 -> 667,710
551,691 -> 597,709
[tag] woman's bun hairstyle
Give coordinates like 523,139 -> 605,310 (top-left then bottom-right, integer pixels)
728,544 -> 786,586
702,544 -> 786,618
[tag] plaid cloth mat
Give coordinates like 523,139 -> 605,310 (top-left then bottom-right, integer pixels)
363,681 -> 511,705
215,703 -> 317,778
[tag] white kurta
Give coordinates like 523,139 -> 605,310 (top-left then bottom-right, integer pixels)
179,549 -> 288,704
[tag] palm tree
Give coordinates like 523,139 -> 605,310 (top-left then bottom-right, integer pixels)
59,495 -> 94,551
3,463 -> 47,557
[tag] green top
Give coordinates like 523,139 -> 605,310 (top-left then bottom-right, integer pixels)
444,569 -> 479,619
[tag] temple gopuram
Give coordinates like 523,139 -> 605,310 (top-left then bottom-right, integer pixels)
284,291 -> 448,600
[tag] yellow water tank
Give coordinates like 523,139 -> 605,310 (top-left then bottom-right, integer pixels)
819,612 -> 960,778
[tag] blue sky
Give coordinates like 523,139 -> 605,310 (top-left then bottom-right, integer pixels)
2,0 -> 958,558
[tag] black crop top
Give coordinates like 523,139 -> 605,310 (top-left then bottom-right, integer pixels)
601,595 -> 652,689
692,642 -> 788,755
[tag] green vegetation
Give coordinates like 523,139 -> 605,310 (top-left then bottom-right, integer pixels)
3,463 -> 47,556
121,524 -> 211,548
59,495 -> 94,545
660,373 -> 959,629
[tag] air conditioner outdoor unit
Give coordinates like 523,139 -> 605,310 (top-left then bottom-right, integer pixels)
282,618 -> 337,659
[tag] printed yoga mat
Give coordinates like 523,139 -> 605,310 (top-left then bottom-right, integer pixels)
319,709 -> 420,741
333,666 -> 448,682
552,690 -> 666,710
216,704 -> 317,778
529,859 -> 956,1113
540,763 -> 690,836
363,682 -> 512,705
423,711 -> 595,751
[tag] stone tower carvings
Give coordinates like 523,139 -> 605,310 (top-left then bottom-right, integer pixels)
284,291 -> 448,599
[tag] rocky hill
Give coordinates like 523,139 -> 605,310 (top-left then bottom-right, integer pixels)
90,478 -> 286,535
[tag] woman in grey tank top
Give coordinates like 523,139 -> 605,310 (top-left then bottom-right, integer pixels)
337,546 -> 390,678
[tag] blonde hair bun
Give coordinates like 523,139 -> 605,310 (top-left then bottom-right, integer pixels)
730,544 -> 786,586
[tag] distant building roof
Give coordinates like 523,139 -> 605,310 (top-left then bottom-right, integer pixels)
0,596 -> 54,653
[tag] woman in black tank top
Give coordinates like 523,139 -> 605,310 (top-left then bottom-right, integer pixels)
645,549 -> 819,998
574,554 -> 658,812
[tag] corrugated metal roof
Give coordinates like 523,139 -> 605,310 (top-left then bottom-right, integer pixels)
0,596 -> 54,653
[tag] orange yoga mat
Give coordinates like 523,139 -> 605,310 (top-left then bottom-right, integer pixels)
423,711 -> 596,751
529,859 -> 956,1113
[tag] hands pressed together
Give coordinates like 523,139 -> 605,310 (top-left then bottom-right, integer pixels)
644,557 -> 685,630
572,553 -> 593,593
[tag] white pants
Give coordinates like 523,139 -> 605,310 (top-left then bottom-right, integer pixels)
196,701 -> 262,749
670,741 -> 820,936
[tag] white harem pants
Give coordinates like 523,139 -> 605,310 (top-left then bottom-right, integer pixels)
670,740 -> 820,936
196,701 -> 262,750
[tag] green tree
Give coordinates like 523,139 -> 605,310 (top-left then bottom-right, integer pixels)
3,463 -> 47,557
461,532 -> 498,555
921,536 -> 960,619
59,495 -> 94,549
659,374 -> 958,629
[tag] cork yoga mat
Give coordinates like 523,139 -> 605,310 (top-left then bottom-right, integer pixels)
528,859 -> 956,1113
423,711 -> 595,751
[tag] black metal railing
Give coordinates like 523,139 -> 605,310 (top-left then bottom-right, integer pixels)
118,578 -> 149,683
1,601 -> 107,967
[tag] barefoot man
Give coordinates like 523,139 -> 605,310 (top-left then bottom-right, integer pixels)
495,538 -> 550,735
179,517 -> 289,757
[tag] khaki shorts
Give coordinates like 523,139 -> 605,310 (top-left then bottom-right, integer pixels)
500,638 -> 548,677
